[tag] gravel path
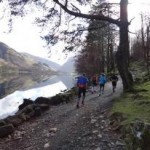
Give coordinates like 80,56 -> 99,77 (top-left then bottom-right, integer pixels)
0,80 -> 125,150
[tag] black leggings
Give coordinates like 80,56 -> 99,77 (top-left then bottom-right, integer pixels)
78,88 -> 86,98
112,81 -> 117,87
99,84 -> 105,93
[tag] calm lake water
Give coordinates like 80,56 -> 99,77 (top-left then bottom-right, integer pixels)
0,74 -> 76,119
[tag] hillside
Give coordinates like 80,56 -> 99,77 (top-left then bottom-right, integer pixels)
0,42 -> 55,74
22,53 -> 61,71
27,55 -> 76,73
58,57 -> 75,73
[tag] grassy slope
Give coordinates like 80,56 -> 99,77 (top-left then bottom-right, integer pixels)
112,61 -> 150,125
112,81 -> 150,124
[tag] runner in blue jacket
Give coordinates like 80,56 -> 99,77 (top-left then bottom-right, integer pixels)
98,73 -> 107,96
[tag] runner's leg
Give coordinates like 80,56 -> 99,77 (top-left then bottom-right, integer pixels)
82,88 -> 86,105
112,81 -> 117,92
77,88 -> 81,108
102,84 -> 104,94
99,84 -> 102,96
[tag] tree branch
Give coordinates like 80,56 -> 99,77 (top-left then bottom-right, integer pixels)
71,3 -> 81,13
53,0 -> 121,27
129,17 -> 135,25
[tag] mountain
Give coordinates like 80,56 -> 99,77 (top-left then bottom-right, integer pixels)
22,53 -> 61,71
0,42 -> 55,75
58,57 -> 75,73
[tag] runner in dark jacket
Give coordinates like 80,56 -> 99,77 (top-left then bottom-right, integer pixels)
110,74 -> 118,92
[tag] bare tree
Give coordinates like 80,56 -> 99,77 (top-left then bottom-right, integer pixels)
131,13 -> 150,77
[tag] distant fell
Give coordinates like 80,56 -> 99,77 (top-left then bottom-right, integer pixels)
22,53 -> 61,71
0,42 -> 55,75
58,57 -> 75,73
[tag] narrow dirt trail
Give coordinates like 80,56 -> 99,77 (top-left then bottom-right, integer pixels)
0,80 -> 125,150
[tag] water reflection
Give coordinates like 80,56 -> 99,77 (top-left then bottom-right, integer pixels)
0,74 -> 75,119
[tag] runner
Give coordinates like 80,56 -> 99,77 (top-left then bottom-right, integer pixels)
98,73 -> 107,96
110,74 -> 118,92
91,74 -> 98,94
76,73 -> 88,108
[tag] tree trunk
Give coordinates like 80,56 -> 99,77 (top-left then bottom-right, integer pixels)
101,31 -> 105,73
116,0 -> 133,91
107,32 -> 110,74
110,41 -> 115,73
141,14 -> 147,59
146,26 -> 150,77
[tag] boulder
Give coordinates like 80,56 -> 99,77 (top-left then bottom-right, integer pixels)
142,123 -> 150,150
39,104 -> 49,111
49,93 -> 73,106
5,116 -> 22,127
0,120 -> 6,127
49,94 -> 64,105
18,113 -> 28,121
34,107 -> 42,117
18,104 -> 43,119
125,121 -> 150,150
18,99 -> 34,110
0,124 -> 14,138
34,97 -> 50,105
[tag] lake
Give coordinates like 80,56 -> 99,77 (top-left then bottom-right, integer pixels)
0,74 -> 76,119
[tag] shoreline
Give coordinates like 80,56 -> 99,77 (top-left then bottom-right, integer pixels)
0,87 -> 76,138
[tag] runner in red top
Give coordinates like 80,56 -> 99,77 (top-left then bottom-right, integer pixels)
76,73 -> 88,108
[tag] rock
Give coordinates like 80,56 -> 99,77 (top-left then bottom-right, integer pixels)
35,97 -> 50,105
49,93 -> 72,106
82,132 -> 91,137
111,122 -> 123,131
34,107 -> 42,116
101,120 -> 105,123
100,126 -> 104,129
5,116 -> 22,127
110,142 -> 115,146
95,148 -> 101,150
46,133 -> 50,138
18,104 -> 40,119
8,135 -> 12,139
116,141 -> 125,146
18,99 -> 34,110
13,130 -> 25,139
97,134 -> 102,138
0,124 -> 15,138
99,115 -> 104,119
39,104 -> 49,111
92,130 -> 98,134
0,120 -> 6,127
95,123 -> 99,127
49,128 -> 57,133
110,112 -> 125,122
91,119 -> 97,124
124,121 -> 150,150
49,94 -> 64,105
44,143 -> 50,148
18,113 -> 28,121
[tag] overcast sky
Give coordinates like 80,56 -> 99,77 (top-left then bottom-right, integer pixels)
0,0 -> 149,65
